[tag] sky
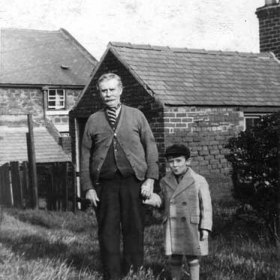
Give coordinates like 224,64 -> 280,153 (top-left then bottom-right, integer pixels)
0,0 -> 265,60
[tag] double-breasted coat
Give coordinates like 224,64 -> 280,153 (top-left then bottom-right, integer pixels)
160,168 -> 212,256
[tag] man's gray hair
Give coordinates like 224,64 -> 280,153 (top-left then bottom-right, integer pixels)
97,73 -> 123,90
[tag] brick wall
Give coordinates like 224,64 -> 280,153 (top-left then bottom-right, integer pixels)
164,106 -> 244,199
256,4 -> 280,59
59,136 -> 72,154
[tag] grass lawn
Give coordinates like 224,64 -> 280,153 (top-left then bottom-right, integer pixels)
0,201 -> 279,280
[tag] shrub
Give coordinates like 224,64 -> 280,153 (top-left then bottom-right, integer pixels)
226,111 -> 280,244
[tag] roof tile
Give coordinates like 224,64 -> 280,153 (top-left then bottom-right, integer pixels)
0,127 -> 70,164
109,42 -> 280,106
0,28 -> 97,86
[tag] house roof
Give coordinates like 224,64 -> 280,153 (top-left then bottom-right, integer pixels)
99,42 -> 280,106
0,126 -> 71,164
0,28 -> 97,86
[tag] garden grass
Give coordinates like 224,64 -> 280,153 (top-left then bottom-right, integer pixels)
0,202 -> 278,280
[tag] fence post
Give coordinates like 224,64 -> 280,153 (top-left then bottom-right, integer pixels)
72,164 -> 77,213
10,161 -> 23,208
64,162 -> 69,211
48,166 -> 55,210
22,161 -> 30,208
52,163 -> 58,211
26,114 -> 39,209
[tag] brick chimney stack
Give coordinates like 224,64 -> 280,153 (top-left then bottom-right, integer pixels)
256,0 -> 280,59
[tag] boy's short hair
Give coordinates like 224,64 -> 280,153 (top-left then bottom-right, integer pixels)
165,144 -> 190,159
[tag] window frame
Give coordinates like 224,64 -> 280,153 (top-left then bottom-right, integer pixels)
244,113 -> 266,131
47,89 -> 66,110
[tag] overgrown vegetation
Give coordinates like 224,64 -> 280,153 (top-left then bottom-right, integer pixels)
226,111 -> 280,244
0,201 -> 279,279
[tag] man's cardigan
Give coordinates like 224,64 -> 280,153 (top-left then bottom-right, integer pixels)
80,105 -> 159,191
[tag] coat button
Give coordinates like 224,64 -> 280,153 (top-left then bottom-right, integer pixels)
181,217 -> 186,222
182,202 -> 187,206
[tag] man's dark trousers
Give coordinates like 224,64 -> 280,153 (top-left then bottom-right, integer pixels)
95,172 -> 145,280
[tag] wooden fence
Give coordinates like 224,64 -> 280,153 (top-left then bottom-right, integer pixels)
0,161 -> 76,211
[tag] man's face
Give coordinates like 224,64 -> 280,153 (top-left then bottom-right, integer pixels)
167,155 -> 190,176
99,78 -> 122,108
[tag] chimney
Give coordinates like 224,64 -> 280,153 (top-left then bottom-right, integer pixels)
256,0 -> 280,59
265,0 -> 277,5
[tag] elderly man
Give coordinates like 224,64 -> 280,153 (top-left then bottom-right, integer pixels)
81,73 -> 159,280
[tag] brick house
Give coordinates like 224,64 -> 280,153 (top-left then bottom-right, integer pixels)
0,28 -> 97,153
69,0 -> 280,199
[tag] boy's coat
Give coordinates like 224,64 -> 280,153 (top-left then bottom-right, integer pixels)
160,168 -> 212,256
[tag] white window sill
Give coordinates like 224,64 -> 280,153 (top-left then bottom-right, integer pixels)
46,110 -> 69,116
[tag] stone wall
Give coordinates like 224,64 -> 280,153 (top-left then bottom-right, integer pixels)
0,88 -> 44,126
0,87 -> 82,155
0,87 -> 82,129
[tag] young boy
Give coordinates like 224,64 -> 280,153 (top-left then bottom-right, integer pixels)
144,144 -> 212,280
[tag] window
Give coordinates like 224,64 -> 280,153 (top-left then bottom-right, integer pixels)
47,89 -> 65,110
244,113 -> 265,130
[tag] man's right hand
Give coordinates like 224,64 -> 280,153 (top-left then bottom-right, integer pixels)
142,193 -> 162,207
85,189 -> 99,207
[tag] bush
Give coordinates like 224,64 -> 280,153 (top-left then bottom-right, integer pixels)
226,111 -> 280,244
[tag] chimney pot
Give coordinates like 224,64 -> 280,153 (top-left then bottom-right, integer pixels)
265,0 -> 277,6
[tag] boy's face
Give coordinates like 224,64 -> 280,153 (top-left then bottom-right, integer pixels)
167,155 -> 190,176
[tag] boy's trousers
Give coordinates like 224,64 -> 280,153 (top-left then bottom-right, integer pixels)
95,173 -> 145,280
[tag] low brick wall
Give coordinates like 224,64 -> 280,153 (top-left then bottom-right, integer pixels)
60,136 -> 72,155
163,106 -> 244,200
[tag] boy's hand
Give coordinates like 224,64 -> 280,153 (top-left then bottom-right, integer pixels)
141,178 -> 154,199
143,193 -> 162,207
200,229 -> 209,241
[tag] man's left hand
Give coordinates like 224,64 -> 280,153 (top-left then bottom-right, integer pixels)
141,178 -> 154,199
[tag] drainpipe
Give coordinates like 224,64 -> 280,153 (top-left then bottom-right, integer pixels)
42,86 -> 48,121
